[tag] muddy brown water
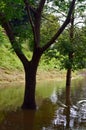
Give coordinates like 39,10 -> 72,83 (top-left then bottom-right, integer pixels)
0,77 -> 86,130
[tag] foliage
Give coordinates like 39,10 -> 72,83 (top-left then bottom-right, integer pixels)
49,0 -> 86,28
73,27 -> 86,69
0,0 -> 24,19
56,26 -> 86,70
40,14 -> 60,47
0,0 -> 85,71
0,44 -> 60,71
39,49 -> 60,70
0,28 -> 59,70
50,0 -> 86,71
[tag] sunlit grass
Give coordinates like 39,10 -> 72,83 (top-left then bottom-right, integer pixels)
0,45 -> 23,70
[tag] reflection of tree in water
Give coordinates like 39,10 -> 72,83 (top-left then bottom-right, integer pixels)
34,98 -> 57,130
0,110 -> 36,130
72,78 -> 86,104
53,78 -> 86,129
53,100 -> 86,129
0,98 -> 58,130
56,78 -> 86,105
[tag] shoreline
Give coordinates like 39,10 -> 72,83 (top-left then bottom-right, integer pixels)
0,67 -> 66,86
0,67 -> 84,87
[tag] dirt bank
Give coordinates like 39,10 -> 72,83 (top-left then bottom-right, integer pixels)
0,67 -> 83,88
0,67 -> 66,86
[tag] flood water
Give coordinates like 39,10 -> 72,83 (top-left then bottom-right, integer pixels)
0,77 -> 86,130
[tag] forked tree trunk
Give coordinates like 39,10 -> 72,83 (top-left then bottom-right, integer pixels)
21,50 -> 42,109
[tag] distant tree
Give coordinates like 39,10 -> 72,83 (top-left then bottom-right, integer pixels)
55,0 -> 86,106
0,0 -> 76,109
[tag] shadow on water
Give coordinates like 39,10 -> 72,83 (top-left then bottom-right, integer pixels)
0,99 -> 57,130
0,78 -> 86,130
0,110 -> 36,130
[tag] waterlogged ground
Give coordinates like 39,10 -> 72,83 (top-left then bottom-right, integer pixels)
0,78 -> 86,130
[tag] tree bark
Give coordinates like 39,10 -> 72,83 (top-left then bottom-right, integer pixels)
65,12 -> 74,106
65,68 -> 72,106
21,63 -> 36,109
21,49 -> 42,109
66,105 -> 70,128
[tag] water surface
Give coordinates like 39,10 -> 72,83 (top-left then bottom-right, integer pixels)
0,77 -> 86,130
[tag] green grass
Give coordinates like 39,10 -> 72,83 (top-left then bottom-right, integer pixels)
0,44 -> 23,70
0,26 -> 23,70
0,28 -> 60,71
0,26 -> 62,71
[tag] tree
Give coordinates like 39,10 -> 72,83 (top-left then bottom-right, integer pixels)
55,0 -> 86,106
0,0 -> 76,109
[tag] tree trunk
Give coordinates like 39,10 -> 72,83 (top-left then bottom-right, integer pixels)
65,68 -> 72,106
66,105 -> 70,128
21,64 -> 36,109
21,49 -> 42,109
65,12 -> 74,106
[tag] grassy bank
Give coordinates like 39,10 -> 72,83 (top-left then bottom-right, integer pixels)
0,67 -> 67,85
0,44 -> 78,84
0,28 -> 78,84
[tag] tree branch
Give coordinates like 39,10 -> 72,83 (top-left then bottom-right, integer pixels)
24,0 -> 41,50
31,0 -> 46,49
0,13 -> 29,65
50,6 -> 67,18
74,21 -> 85,26
41,0 -> 76,52
24,0 -> 35,32
37,0 -> 46,13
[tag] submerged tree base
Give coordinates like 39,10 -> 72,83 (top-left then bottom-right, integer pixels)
21,103 -> 36,110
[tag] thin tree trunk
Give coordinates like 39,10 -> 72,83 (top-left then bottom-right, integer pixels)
65,11 -> 74,106
66,105 -> 70,128
65,68 -> 72,106
64,68 -> 71,128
